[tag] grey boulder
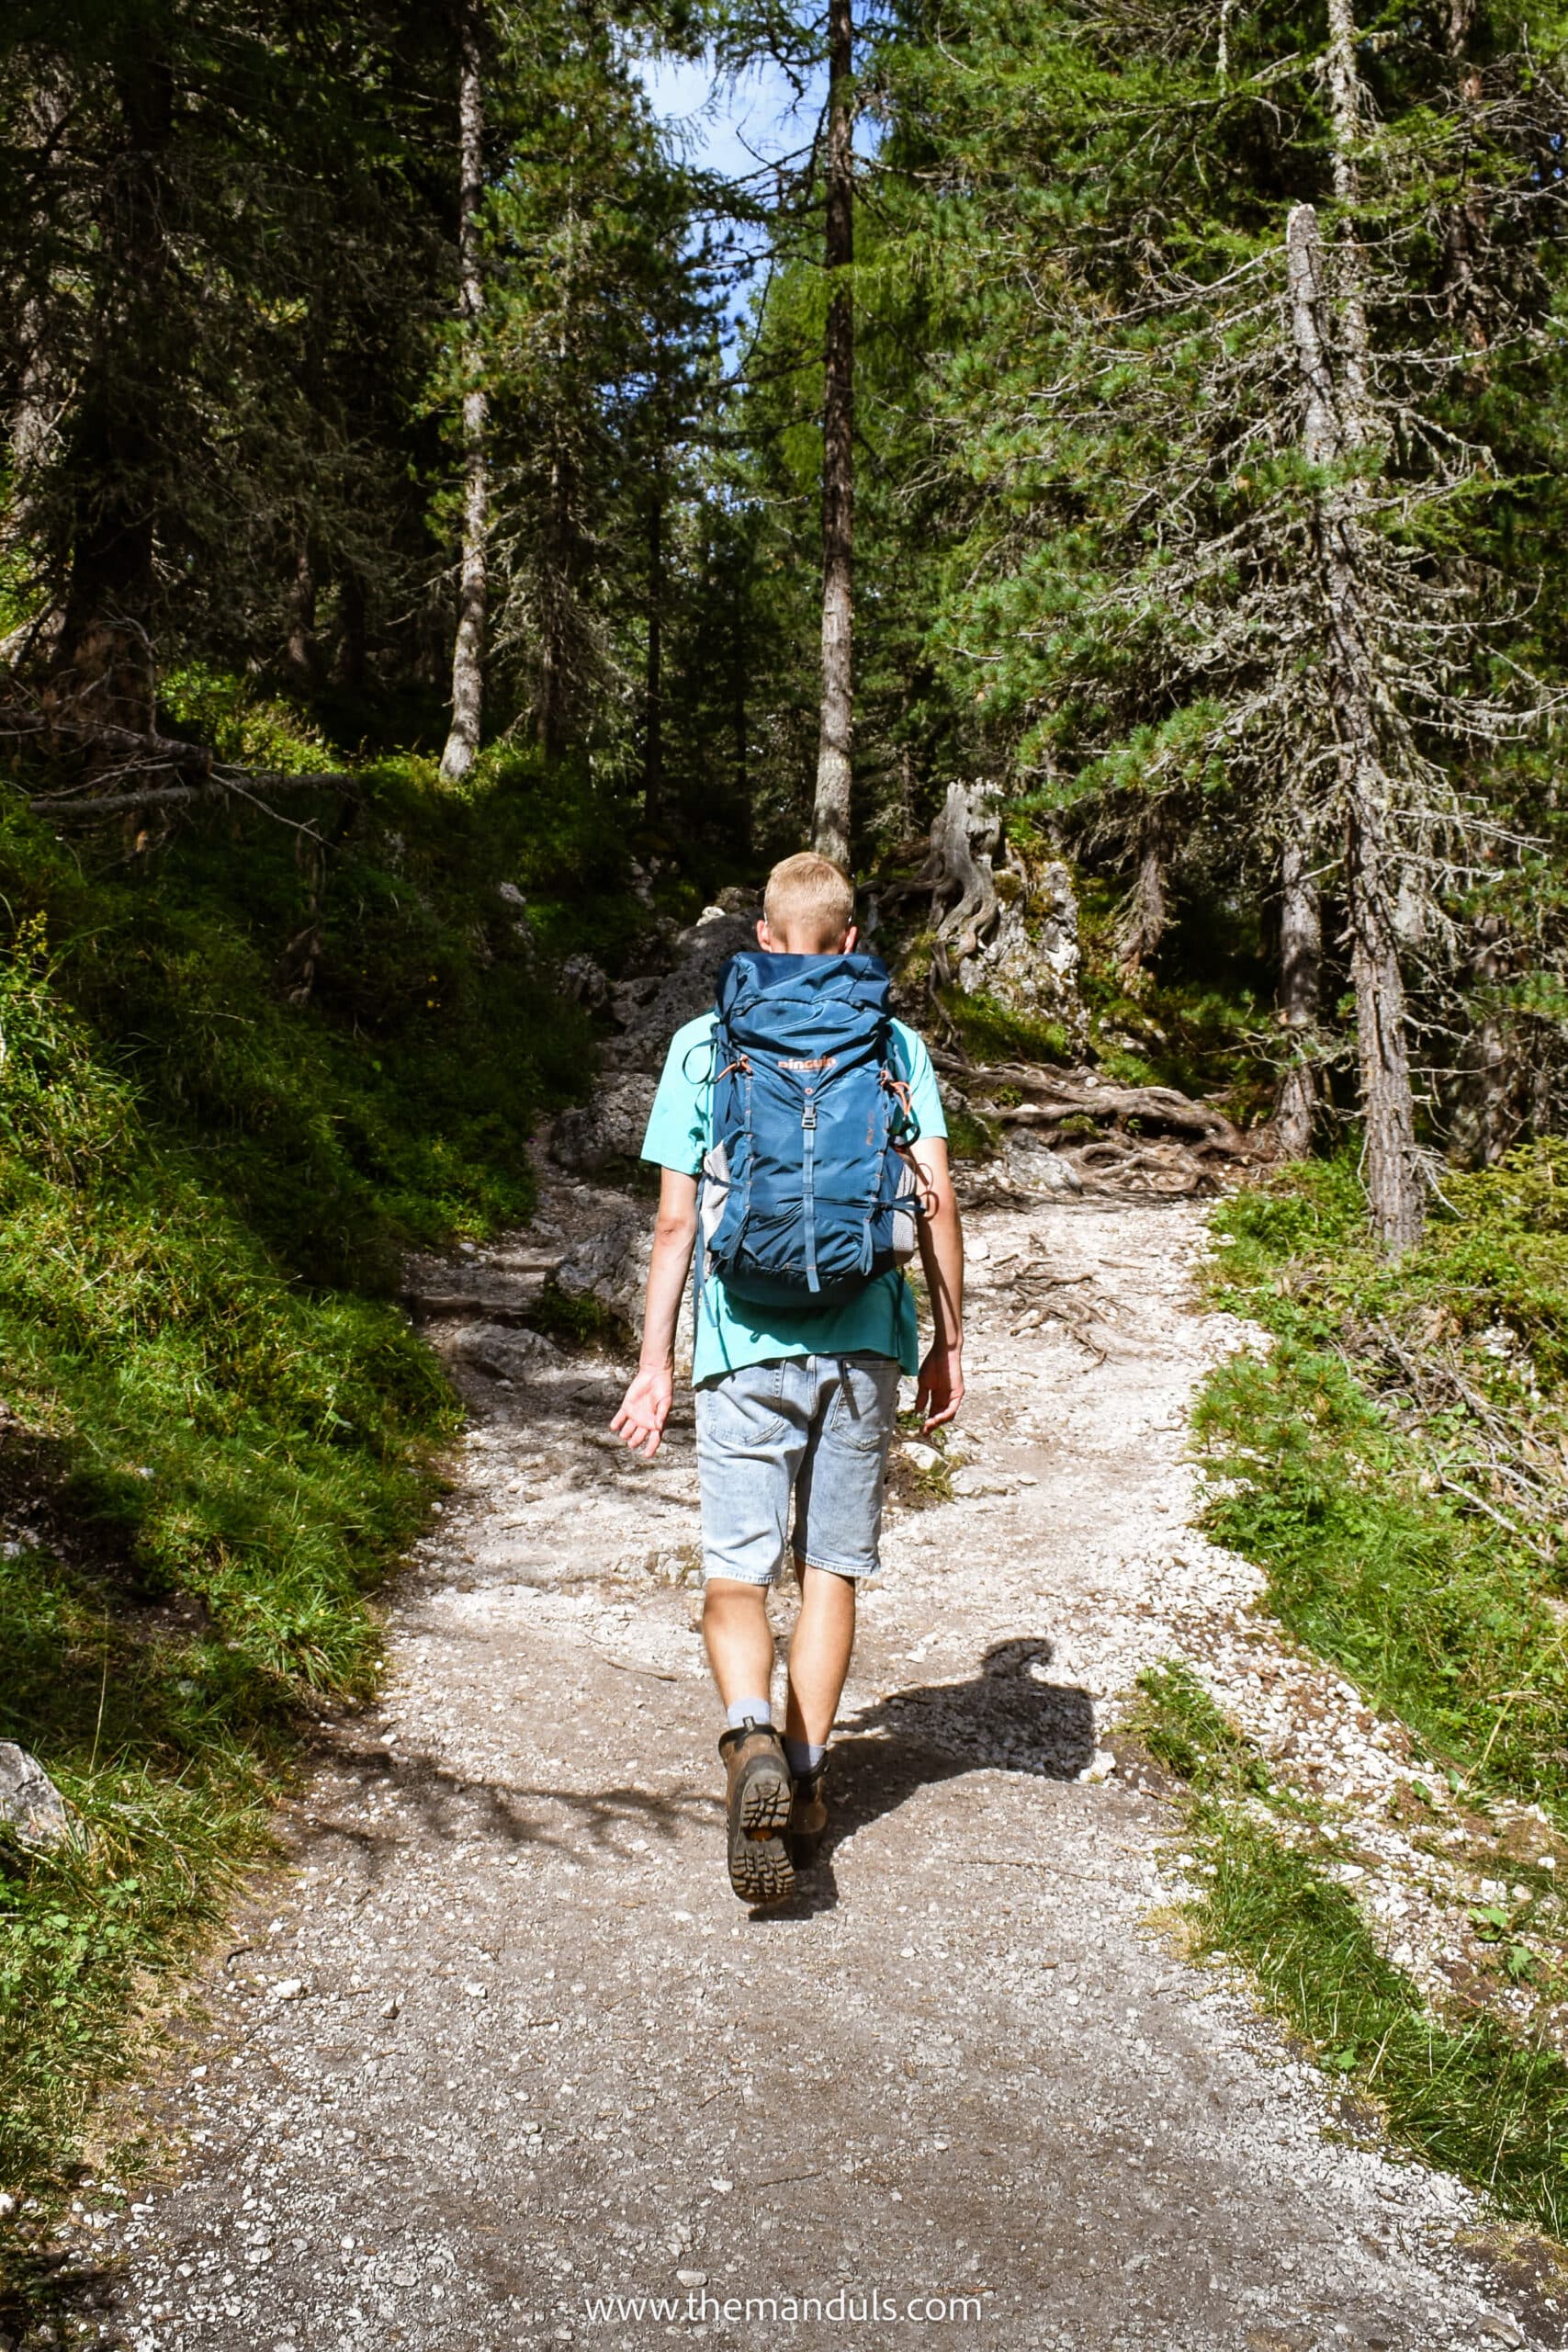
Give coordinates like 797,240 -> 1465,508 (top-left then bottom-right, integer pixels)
0,1743 -> 74,1851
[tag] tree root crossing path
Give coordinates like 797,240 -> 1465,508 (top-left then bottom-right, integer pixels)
100,1166 -> 1531,2352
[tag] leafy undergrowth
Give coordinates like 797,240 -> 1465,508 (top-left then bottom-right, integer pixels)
1133,1665 -> 1568,2238
0,687 -> 650,2215
1198,1148 -> 1568,1823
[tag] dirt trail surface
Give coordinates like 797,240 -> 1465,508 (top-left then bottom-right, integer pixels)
86,1168 -> 1537,2352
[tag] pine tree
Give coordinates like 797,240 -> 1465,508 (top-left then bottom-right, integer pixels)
440,0 -> 491,785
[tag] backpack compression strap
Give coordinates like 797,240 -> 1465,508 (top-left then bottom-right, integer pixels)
801,1089 -> 819,1294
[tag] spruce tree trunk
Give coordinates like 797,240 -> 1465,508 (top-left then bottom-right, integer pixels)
285,541 -> 320,691
1450,917 -> 1513,1164
1115,808 -> 1170,975
1286,200 -> 1424,1249
53,54 -> 175,741
812,0 -> 854,870
644,492 -> 663,820
439,0 -> 488,786
1324,0 -> 1372,439
1274,837 -> 1322,1158
538,449 -> 578,760
333,571 -> 367,692
732,587 -> 749,817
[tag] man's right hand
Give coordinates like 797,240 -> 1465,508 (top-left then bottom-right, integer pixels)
612,1365 -> 673,1460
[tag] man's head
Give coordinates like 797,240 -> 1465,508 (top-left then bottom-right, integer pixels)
757,852 -> 857,956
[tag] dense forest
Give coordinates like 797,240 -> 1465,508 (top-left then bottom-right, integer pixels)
7,0 -> 1568,1216
8,0 -> 1568,2286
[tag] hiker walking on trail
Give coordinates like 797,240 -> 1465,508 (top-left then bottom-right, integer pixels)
611,853 -> 965,1904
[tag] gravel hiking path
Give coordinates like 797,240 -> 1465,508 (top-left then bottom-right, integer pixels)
85,1166 -> 1542,2352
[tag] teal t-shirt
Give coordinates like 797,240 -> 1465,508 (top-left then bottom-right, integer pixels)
642,1011 -> 947,1385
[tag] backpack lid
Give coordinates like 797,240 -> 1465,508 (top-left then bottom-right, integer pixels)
714,949 -> 892,1021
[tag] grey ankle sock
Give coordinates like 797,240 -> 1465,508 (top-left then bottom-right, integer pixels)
784,1736 -> 827,1776
726,1696 -> 772,1729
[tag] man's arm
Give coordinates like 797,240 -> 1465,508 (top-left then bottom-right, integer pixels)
610,1168 -> 698,1460
910,1136 -> 964,1431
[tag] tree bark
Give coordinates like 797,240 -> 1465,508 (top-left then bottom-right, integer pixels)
1450,917 -> 1514,1164
51,53 -> 175,741
538,448 -> 579,760
439,0 -> 489,785
924,782 -> 1000,978
812,0 -> 854,870
644,492 -> 663,819
1286,199 -> 1424,1249
1115,806 -> 1171,975
333,570 -> 367,692
1324,0 -> 1372,442
731,582 -> 749,821
1274,835 -> 1322,1157
285,541 -> 320,691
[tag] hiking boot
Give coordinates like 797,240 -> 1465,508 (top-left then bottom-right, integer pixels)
718,1719 -> 795,1905
788,1763 -> 829,1868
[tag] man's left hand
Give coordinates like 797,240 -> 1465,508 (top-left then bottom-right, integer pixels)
914,1342 -> 964,1433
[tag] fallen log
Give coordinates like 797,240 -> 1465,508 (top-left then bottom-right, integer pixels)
28,770 -> 358,816
2,710 -> 220,772
4,706 -> 358,816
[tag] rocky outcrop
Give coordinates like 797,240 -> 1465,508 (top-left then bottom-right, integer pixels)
598,903 -> 758,1077
957,861 -> 1081,1023
401,1243 -> 559,1325
555,1216 -> 651,1326
549,1074 -> 660,1173
0,1743 -> 73,1850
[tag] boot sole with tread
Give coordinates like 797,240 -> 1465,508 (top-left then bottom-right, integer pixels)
727,1750 -> 795,1905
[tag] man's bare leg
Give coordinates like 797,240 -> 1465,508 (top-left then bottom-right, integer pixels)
784,1560 -> 856,1747
703,1577 -> 795,1901
702,1577 -> 776,1714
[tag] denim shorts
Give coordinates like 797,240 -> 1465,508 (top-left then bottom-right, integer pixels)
694,1353 -> 902,1585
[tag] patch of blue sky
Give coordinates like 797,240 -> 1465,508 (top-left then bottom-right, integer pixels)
637,51 -> 824,187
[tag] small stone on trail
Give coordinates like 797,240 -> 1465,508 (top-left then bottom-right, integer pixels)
1079,1750 -> 1118,1783
709,2177 -> 734,2194
676,2269 -> 707,2288
267,1979 -> 307,2002
903,1441 -> 942,1473
461,1980 -> 489,1999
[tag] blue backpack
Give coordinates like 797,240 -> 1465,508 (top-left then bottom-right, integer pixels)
695,950 -> 926,1309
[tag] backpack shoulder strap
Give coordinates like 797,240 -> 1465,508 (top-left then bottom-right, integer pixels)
882,1019 -> 922,1148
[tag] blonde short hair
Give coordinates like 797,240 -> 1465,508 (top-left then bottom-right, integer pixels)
763,852 -> 854,948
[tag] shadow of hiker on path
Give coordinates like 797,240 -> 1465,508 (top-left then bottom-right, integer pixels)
764,1636 -> 1096,1919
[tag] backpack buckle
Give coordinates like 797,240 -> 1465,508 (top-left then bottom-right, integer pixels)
801,1102 -> 818,1129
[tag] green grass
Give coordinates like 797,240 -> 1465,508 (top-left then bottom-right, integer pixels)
1197,1149 -> 1568,1822
0,1548 -> 292,2192
0,684 -> 646,2224
1132,1664 -> 1568,2236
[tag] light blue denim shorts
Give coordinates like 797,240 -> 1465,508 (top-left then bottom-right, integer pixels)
694,1352 -> 902,1585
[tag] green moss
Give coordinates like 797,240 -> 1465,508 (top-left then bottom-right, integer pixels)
940,988 -> 1072,1067
524,1281 -> 633,1353
944,1102 -> 1000,1161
